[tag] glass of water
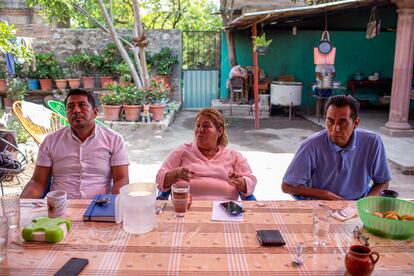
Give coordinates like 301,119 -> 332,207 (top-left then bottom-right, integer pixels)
1,193 -> 20,229
0,216 -> 8,262
313,206 -> 332,246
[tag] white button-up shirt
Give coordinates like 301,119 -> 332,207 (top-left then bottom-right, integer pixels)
37,125 -> 129,199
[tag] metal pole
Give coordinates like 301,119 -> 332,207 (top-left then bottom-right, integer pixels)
252,23 -> 259,130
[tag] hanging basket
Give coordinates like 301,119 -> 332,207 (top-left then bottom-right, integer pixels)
257,46 -> 269,56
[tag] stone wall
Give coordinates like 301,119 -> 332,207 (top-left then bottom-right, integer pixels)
32,28 -> 182,102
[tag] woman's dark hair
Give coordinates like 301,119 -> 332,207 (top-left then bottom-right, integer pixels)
195,108 -> 228,146
64,89 -> 96,109
325,95 -> 360,121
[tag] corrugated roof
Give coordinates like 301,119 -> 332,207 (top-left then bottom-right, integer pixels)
226,0 -> 391,30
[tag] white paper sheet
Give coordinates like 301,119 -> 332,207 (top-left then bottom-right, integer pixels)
211,201 -> 244,222
332,204 -> 358,221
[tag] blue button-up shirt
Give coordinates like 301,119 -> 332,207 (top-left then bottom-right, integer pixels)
283,129 -> 391,200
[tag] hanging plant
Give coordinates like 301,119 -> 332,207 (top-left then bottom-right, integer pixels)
255,33 -> 273,56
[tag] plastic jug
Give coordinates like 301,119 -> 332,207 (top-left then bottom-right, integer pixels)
115,183 -> 156,234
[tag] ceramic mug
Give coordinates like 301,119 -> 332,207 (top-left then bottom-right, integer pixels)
345,244 -> 379,276
47,190 -> 67,218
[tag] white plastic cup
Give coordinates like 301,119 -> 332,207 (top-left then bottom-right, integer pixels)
1,193 -> 20,229
47,190 -> 67,218
313,206 -> 332,246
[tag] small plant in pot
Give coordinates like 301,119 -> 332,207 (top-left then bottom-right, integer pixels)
0,66 -> 7,93
145,79 -> 170,122
36,52 -> 59,91
100,83 -> 123,121
114,62 -> 132,87
5,77 -> 27,109
255,33 -> 272,56
151,47 -> 178,86
121,84 -> 143,121
54,66 -> 67,90
64,55 -> 82,89
78,53 -> 98,89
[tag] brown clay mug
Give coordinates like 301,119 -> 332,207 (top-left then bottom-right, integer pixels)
345,245 -> 379,276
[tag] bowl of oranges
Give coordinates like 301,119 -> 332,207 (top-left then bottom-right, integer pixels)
357,196 -> 414,240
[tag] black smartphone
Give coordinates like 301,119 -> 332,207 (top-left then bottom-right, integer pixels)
55,258 -> 89,276
220,201 -> 245,216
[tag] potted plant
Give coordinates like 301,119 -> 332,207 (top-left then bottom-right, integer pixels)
78,53 -> 97,89
114,62 -> 132,87
64,55 -> 82,89
151,47 -> 178,86
120,84 -> 143,121
36,52 -> 59,91
145,79 -> 170,122
100,83 -> 123,121
255,33 -> 272,56
0,67 -> 7,93
94,43 -> 120,88
5,77 -> 27,109
27,66 -> 40,91
54,66 -> 67,90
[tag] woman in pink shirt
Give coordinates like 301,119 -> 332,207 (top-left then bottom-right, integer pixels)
156,108 -> 256,200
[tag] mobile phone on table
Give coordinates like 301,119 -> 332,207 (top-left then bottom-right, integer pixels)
220,201 -> 245,216
55,258 -> 89,276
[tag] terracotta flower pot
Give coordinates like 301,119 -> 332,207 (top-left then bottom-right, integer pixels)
149,104 -> 166,122
0,79 -> 7,93
119,79 -> 131,88
100,76 -> 113,88
55,79 -> 67,90
68,79 -> 81,89
102,105 -> 122,121
123,105 -> 142,121
39,79 -> 53,91
82,76 -> 95,89
156,75 -> 172,86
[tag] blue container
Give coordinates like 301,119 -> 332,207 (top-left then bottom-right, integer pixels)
28,79 -> 40,91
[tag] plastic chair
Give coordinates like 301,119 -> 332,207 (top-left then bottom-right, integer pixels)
0,137 -> 29,195
157,189 -> 256,201
47,100 -> 109,128
12,101 -> 68,145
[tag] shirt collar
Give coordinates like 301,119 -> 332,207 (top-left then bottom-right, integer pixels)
328,129 -> 357,152
69,124 -> 97,143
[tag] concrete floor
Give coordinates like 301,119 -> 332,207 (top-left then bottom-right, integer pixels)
3,109 -> 414,199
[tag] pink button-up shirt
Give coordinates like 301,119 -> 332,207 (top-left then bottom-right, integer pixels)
37,126 -> 129,199
156,143 -> 256,200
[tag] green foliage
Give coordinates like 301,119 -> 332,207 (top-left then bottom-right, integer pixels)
6,78 -> 28,102
116,84 -> 144,105
0,66 -> 6,79
25,0 -> 221,31
114,62 -> 131,82
93,43 -> 122,76
36,52 -> 59,79
100,83 -> 123,105
151,47 -> 178,76
9,119 -> 29,144
144,79 -> 170,104
255,34 -> 272,47
0,21 -> 33,62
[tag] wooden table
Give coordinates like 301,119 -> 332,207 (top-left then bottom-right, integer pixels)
346,79 -> 392,97
1,200 -> 413,275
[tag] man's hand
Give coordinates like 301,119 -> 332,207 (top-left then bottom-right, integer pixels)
174,167 -> 195,182
228,171 -> 247,193
323,190 -> 344,200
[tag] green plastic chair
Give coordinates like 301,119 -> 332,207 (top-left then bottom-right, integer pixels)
47,100 -> 108,128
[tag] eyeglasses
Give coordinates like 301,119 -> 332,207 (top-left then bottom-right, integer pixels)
353,226 -> 369,246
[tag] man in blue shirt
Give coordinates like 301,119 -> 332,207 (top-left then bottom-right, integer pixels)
282,95 -> 391,200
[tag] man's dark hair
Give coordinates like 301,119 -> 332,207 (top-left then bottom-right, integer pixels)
64,89 -> 96,109
325,95 -> 360,121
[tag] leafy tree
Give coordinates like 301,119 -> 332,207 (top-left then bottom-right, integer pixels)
0,21 -> 32,62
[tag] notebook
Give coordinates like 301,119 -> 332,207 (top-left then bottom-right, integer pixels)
83,194 -> 116,222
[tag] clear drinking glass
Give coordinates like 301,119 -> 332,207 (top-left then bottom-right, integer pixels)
0,216 -> 8,262
1,193 -> 20,229
313,206 -> 332,246
171,183 -> 190,217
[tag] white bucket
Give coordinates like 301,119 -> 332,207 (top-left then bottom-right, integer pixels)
270,81 -> 302,106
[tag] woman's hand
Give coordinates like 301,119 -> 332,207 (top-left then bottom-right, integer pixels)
174,167 -> 195,182
228,171 -> 247,193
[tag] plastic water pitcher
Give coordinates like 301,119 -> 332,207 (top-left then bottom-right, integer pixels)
115,183 -> 156,234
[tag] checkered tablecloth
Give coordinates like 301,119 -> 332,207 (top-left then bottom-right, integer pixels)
1,200 -> 413,275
